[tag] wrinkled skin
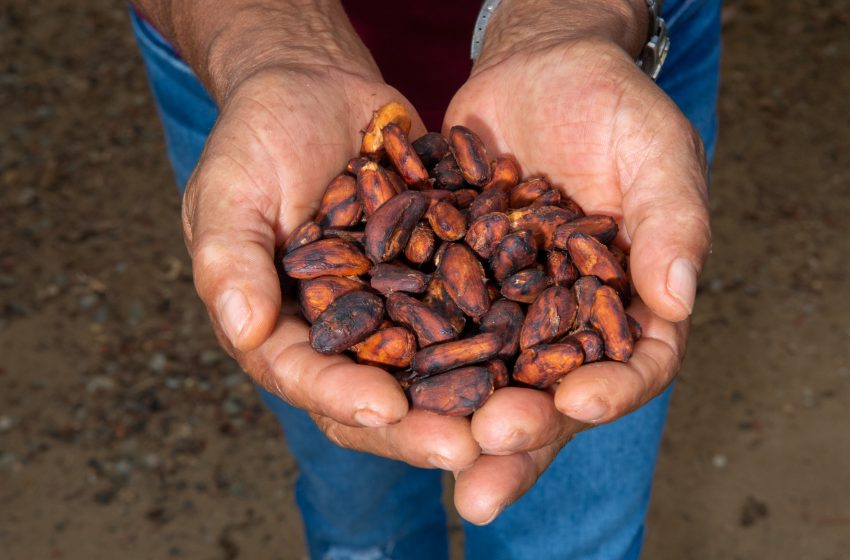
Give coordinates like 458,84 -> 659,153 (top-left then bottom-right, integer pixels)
443,38 -> 710,524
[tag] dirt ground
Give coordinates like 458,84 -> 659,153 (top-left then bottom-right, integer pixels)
1,0 -> 849,559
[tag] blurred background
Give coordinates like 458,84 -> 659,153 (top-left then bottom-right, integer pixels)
1,0 -> 849,558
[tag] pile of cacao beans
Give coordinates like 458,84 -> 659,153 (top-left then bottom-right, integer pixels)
280,103 -> 640,416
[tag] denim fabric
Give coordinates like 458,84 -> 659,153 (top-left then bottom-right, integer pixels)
130,1 -> 721,557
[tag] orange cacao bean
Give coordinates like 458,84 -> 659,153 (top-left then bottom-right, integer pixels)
408,366 -> 494,416
315,174 -> 362,228
310,291 -> 384,354
520,285 -> 577,350
427,200 -> 467,241
590,285 -> 634,362
283,238 -> 371,279
513,341 -> 584,388
364,191 -> 429,263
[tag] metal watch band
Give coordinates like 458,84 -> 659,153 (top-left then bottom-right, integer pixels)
636,0 -> 670,81
470,0 -> 670,82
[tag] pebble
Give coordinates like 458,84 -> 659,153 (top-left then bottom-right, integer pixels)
0,416 -> 13,432
712,454 -> 728,469
85,376 -> 116,393
148,352 -> 167,373
198,349 -> 223,366
79,293 -> 99,310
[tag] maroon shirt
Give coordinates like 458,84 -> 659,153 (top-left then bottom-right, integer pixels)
341,2 -> 480,131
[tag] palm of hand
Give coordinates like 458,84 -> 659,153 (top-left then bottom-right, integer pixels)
442,41 -> 711,524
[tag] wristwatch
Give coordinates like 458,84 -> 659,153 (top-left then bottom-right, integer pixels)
471,0 -> 671,82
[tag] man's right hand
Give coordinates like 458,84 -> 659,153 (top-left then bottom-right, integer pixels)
129,0 -> 482,473
183,67 -> 480,472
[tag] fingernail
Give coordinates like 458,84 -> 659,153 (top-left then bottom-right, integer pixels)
570,397 -> 609,423
427,453 -> 453,470
477,502 -> 508,526
218,289 -> 251,346
667,258 -> 697,315
353,408 -> 391,428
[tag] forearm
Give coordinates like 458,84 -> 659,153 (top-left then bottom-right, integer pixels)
475,0 -> 648,73
130,0 -> 379,102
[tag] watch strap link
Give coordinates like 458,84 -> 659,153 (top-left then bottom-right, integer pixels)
471,0 -> 670,82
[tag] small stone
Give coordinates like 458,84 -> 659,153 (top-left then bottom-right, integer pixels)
143,453 -> 161,469
711,454 -> 728,469
85,376 -> 115,393
199,349 -> 223,366
79,293 -> 99,310
16,188 -> 37,206
148,352 -> 167,373
0,416 -> 13,432
165,377 -> 181,390
222,396 -> 243,416
223,373 -> 243,388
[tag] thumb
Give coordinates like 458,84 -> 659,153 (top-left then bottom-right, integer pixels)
183,162 -> 284,353
623,124 -> 711,322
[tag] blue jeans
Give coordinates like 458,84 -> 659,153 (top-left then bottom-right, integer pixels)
131,2 -> 720,558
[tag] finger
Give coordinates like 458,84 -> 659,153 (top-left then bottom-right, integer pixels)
554,299 -> 686,424
621,115 -> 711,322
184,153 -> 286,353
470,388 -> 584,455
237,311 -> 409,428
454,442 -> 563,525
313,408 -> 480,471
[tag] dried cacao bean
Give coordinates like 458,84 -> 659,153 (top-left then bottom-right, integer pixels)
382,122 -> 430,186
432,153 -> 465,190
408,366 -> 494,416
490,230 -> 538,282
572,275 -> 602,331
357,161 -> 397,217
404,224 -> 436,265
469,188 -> 509,220
509,178 -> 551,208
448,125 -> 491,187
464,212 -> 511,259
283,238 -> 371,279
386,292 -> 457,347
563,329 -> 604,363
310,291 -> 384,354
298,275 -> 365,323
422,277 -> 467,335
520,285 -> 577,350
438,243 -> 490,319
482,156 -> 521,192
412,332 -> 501,377
427,200 -> 467,241
513,341 -> 584,388
546,251 -> 579,287
590,286 -> 634,362
479,299 -> 524,360
284,221 -> 322,253
361,102 -> 411,156
553,215 -> 619,248
356,326 -> 417,369
364,191 -> 429,263
567,232 -> 630,299
315,174 -> 362,228
412,132 -> 449,169
500,268 -> 552,304
370,263 -> 429,295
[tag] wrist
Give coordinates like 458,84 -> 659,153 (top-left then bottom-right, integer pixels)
474,0 -> 648,73
132,0 -> 381,104
206,3 -> 381,104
